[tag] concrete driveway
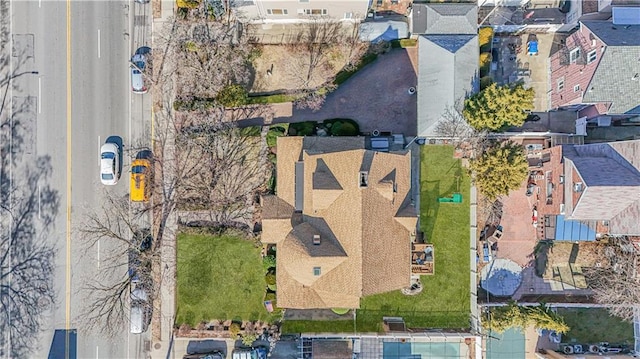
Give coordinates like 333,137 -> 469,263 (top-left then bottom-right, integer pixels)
237,47 -> 419,137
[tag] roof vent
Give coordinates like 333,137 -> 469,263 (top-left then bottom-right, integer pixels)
633,73 -> 639,81
573,182 -> 584,192
359,171 -> 369,188
313,234 -> 321,245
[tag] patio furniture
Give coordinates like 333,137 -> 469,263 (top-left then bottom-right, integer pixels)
411,243 -> 434,275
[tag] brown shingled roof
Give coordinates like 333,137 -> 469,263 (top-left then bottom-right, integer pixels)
265,136 -> 416,309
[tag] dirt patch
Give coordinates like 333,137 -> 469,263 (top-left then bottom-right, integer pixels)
249,45 -> 357,94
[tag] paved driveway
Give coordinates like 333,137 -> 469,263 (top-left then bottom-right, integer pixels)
237,48 -> 419,136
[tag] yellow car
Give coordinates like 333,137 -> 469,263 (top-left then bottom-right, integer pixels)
131,158 -> 151,202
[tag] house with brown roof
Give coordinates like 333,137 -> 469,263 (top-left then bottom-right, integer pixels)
261,136 -> 417,309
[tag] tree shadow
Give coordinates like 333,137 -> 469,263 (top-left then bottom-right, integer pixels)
0,26 -> 59,357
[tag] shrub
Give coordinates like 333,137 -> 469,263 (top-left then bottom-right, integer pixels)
176,0 -> 200,8
289,121 -> 316,136
480,52 -> 492,67
331,308 -> 350,315
479,27 -> 494,52
479,52 -> 492,77
229,323 -> 241,339
216,84 -> 248,107
262,255 -> 276,272
242,333 -> 257,346
264,292 -> 276,302
391,38 -> 418,48
266,125 -> 287,147
324,118 -> 360,136
480,76 -> 493,90
265,273 -> 276,286
239,126 -> 261,137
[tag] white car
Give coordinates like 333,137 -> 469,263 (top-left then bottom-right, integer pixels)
131,53 -> 148,94
100,142 -> 120,185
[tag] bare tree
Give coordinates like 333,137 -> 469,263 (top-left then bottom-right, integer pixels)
435,102 -> 490,155
282,19 -> 366,111
584,236 -> 640,321
156,14 -> 254,101
177,113 -> 271,226
76,191 -> 159,337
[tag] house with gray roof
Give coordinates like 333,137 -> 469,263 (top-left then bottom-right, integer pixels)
549,18 -> 640,116
413,4 -> 479,137
562,140 -> 640,236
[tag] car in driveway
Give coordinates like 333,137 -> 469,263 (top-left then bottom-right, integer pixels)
131,158 -> 151,202
100,142 -> 121,185
131,53 -> 148,94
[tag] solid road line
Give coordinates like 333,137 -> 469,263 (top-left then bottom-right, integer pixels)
65,0 -> 72,357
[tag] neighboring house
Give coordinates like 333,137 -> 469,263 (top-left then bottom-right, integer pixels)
549,16 -> 640,116
231,0 -> 369,23
561,140 -> 640,236
261,137 -> 417,309
412,4 -> 479,137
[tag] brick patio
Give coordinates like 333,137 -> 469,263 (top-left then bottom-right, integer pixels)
493,181 -> 538,267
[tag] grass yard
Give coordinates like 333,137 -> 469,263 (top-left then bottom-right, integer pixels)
359,145 -> 471,329
557,308 -> 634,344
283,145 -> 471,333
176,232 -> 278,326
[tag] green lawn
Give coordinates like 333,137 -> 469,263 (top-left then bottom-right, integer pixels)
176,232 -> 278,326
283,145 -> 471,333
557,308 -> 634,344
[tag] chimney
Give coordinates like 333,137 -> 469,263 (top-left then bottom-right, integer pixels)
313,234 -> 321,245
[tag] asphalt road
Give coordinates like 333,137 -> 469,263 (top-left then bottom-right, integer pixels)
7,0 -> 153,358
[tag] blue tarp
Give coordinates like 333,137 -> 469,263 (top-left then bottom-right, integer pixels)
527,41 -> 538,55
554,215 -> 596,241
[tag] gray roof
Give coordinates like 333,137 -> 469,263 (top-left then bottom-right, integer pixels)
582,21 -> 640,46
412,3 -> 478,35
563,140 -> 640,235
417,35 -> 479,137
359,20 -> 409,42
582,46 -> 640,114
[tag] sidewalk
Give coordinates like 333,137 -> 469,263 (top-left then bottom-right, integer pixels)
150,0 -> 178,358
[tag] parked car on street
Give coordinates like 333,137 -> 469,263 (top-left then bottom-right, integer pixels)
131,158 -> 151,202
131,49 -> 149,94
130,288 -> 151,334
100,141 -> 121,185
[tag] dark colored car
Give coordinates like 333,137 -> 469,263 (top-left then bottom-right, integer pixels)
183,353 -> 224,359
185,340 -> 226,359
